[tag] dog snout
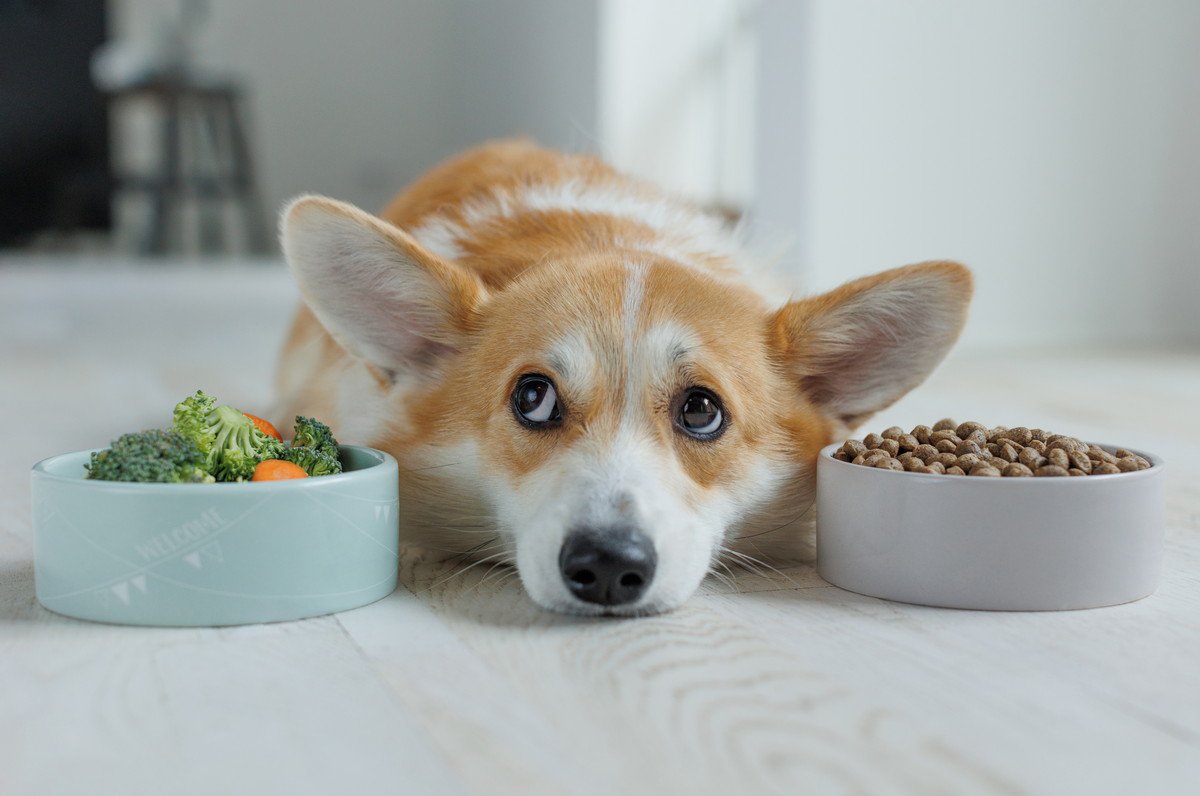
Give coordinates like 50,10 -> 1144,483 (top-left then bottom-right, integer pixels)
559,528 -> 657,607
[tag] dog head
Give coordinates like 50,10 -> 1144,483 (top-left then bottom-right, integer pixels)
282,196 -> 972,615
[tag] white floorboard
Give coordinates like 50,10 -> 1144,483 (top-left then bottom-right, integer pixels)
2,260 -> 1197,795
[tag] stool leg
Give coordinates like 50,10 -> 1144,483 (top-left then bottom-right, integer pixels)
223,93 -> 271,254
142,91 -> 182,254
195,98 -> 226,254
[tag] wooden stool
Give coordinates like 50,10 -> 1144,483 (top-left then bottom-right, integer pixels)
109,77 -> 270,255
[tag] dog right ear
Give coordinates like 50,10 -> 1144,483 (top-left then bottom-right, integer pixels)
281,195 -> 486,380
769,261 -> 973,428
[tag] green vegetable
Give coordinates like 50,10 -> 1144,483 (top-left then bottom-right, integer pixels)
281,445 -> 343,477
172,390 -> 217,456
173,391 -> 284,481
86,430 -> 215,483
283,415 -> 342,476
292,416 -> 340,459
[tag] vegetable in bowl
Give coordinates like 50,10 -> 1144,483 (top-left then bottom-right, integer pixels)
85,390 -> 343,483
281,445 -> 342,477
173,390 -> 285,481
291,416 -> 339,458
85,429 -> 215,483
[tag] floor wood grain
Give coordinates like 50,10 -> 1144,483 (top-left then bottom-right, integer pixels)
2,261 -> 1197,795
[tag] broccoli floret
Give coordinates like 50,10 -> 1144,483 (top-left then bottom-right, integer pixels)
173,393 -> 284,481
172,390 -> 217,456
292,416 -> 339,458
86,430 -> 215,483
281,445 -> 343,477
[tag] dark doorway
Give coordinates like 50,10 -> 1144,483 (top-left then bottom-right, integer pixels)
0,0 -> 111,246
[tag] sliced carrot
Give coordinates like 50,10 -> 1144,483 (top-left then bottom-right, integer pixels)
243,412 -> 282,441
252,459 -> 308,481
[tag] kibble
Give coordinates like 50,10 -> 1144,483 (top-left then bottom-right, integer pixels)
1002,427 -> 1033,446
842,439 -> 867,458
955,440 -> 982,457
1018,447 -> 1045,469
835,420 -> 1151,478
956,453 -> 982,470
1117,457 -> 1141,472
956,421 -> 986,437
913,443 -> 938,461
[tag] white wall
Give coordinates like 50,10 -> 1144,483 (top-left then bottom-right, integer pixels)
599,0 -> 755,208
110,0 -> 754,243
754,0 -> 1200,348
110,0 -> 598,227
434,1 -> 600,161
109,1 -> 1200,349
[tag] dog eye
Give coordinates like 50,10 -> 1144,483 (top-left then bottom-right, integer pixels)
513,375 -> 562,427
677,389 -> 725,439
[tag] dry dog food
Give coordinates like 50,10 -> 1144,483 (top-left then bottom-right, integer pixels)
833,420 -> 1152,477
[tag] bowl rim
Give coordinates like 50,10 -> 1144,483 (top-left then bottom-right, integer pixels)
31,444 -> 397,491
818,441 -> 1164,484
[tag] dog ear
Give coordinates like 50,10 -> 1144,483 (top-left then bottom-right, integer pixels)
769,261 -> 973,427
281,195 -> 486,379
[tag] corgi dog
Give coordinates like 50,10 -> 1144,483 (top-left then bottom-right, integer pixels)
277,139 -> 972,616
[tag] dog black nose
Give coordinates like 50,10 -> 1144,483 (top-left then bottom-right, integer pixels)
559,529 -> 656,607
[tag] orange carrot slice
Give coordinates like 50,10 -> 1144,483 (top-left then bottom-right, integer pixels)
243,412 -> 282,441
252,459 -> 308,481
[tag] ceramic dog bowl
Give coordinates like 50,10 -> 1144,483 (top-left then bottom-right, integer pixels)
31,445 -> 399,626
816,443 -> 1165,610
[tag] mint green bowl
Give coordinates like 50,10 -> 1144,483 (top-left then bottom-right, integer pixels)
31,445 -> 399,626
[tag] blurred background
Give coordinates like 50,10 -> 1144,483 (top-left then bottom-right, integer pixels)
1,0 -> 1198,353
4,8 -> 1199,793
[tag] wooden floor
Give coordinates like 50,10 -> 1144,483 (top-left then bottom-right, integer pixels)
2,260 -> 1198,795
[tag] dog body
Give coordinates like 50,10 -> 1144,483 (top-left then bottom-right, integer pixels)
278,139 -> 972,615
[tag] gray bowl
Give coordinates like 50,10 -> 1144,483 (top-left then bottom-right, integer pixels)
31,445 -> 399,626
816,443 -> 1165,610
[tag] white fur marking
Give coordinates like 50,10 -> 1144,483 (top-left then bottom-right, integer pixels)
332,359 -> 392,444
639,322 -> 700,381
406,214 -> 467,261
397,178 -> 762,284
546,330 -> 598,396
622,262 -> 647,419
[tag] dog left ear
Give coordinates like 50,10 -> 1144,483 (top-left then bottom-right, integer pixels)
281,195 -> 486,381
768,261 -> 973,427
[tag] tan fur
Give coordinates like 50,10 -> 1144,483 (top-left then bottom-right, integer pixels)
276,139 -> 973,608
